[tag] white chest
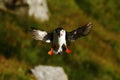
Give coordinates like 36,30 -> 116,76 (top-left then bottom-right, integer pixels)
53,30 -> 66,54
58,35 -> 66,46
57,32 -> 66,53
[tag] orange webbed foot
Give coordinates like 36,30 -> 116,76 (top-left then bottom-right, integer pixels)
65,47 -> 71,54
48,48 -> 53,55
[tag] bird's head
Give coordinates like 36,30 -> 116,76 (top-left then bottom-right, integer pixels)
55,27 -> 66,37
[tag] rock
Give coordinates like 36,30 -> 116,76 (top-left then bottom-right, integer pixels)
0,0 -> 28,15
26,0 -> 49,21
3,0 -> 25,10
31,65 -> 68,80
0,0 -> 50,22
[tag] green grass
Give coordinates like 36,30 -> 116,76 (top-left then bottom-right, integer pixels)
0,0 -> 120,80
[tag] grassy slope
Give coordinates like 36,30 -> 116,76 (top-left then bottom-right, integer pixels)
0,0 -> 120,80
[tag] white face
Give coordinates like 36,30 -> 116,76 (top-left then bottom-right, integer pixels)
60,29 -> 65,37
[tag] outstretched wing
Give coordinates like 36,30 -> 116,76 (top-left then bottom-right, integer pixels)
67,22 -> 92,41
31,27 -> 52,43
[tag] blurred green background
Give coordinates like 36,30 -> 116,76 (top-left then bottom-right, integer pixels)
0,0 -> 120,80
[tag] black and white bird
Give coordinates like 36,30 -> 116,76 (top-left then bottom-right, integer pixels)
31,22 -> 92,55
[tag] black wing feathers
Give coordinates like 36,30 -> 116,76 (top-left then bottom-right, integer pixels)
67,22 -> 92,41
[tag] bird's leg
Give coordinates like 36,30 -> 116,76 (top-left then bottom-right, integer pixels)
48,48 -> 53,55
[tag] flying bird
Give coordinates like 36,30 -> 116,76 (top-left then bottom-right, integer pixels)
31,22 -> 92,55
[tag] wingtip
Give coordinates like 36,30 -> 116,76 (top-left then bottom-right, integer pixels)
87,22 -> 93,28
86,22 -> 93,32
82,22 -> 93,35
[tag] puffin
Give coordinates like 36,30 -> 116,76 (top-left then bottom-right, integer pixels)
31,22 -> 92,55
